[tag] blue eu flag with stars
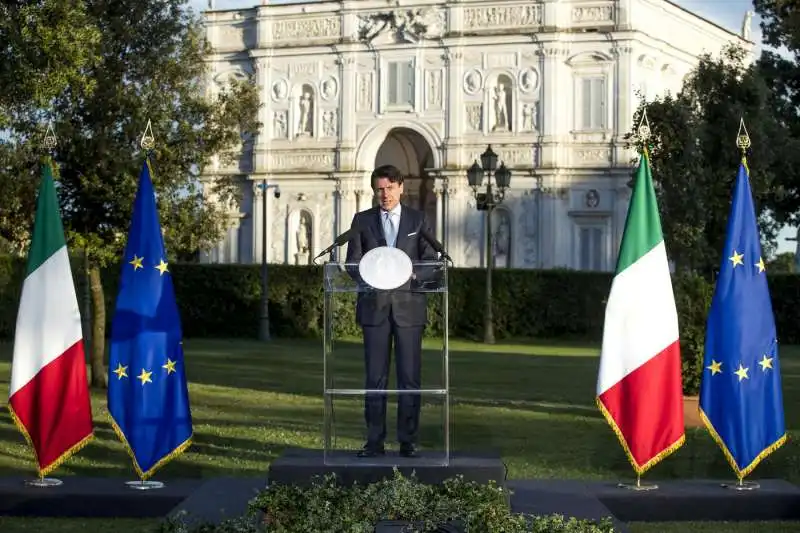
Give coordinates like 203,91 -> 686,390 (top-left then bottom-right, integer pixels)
699,158 -> 786,480
108,157 -> 193,480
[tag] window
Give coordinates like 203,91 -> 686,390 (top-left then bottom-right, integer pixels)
579,226 -> 604,271
580,77 -> 606,130
387,60 -> 415,107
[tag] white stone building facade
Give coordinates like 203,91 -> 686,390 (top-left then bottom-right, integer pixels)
200,0 -> 750,270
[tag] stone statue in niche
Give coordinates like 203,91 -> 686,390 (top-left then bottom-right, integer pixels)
295,213 -> 312,265
492,81 -> 510,131
493,211 -> 511,267
297,92 -> 313,136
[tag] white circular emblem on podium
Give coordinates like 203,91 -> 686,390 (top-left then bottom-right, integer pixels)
359,246 -> 413,290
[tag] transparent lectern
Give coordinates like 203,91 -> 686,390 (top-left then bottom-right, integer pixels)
322,257 -> 449,466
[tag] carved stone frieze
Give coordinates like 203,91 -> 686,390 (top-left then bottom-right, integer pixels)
272,17 -> 340,42
463,5 -> 542,30
357,8 -> 445,43
572,6 -> 614,23
468,146 -> 534,168
427,69 -> 443,108
269,151 -> 335,171
575,149 -> 611,164
272,111 -> 288,139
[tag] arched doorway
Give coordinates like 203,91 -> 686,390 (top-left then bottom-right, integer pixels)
373,127 -> 437,233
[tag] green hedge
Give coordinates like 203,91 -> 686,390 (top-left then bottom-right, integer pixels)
3,256 -> 800,395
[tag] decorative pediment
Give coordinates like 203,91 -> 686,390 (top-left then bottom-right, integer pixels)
213,69 -> 249,88
357,8 -> 445,44
565,51 -> 614,66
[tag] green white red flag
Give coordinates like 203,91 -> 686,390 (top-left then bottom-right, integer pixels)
596,149 -> 685,474
8,161 -> 94,476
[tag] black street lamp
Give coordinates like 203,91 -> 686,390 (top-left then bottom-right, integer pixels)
467,145 -> 511,345
256,180 -> 281,342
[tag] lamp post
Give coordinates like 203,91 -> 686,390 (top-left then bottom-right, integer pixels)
467,145 -> 511,345
257,180 -> 280,342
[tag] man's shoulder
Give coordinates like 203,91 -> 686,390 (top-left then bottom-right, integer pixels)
353,206 -> 379,220
399,203 -> 423,218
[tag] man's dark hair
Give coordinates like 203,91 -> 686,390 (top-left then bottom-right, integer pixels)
371,164 -> 404,186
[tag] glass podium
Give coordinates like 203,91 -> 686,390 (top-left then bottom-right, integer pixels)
322,258 -> 449,466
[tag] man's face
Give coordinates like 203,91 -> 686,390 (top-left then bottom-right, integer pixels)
375,177 -> 403,211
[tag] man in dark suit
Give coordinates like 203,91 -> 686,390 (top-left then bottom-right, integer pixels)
345,164 -> 437,458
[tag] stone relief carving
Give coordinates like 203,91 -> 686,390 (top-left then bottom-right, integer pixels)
272,17 -> 340,42
463,197 -> 482,264
427,70 -> 442,108
585,189 -> 600,208
468,146 -> 533,167
213,69 -> 248,88
358,8 -> 445,43
464,69 -> 482,95
465,103 -> 482,131
270,151 -> 335,170
572,6 -> 614,22
321,76 -> 338,100
357,73 -> 373,111
518,195 -> 537,266
492,209 -> 512,268
272,79 -> 288,101
297,89 -> 313,137
289,62 -> 316,77
273,111 -> 288,139
518,67 -> 539,93
521,103 -> 537,131
322,110 -> 337,137
576,149 -> 611,163
463,5 -> 541,30
491,78 -> 511,132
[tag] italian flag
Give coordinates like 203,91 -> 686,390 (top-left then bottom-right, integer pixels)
596,149 -> 685,475
8,161 -> 94,477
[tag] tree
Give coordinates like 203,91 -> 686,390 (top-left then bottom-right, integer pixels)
626,44 -> 800,277
1,0 -> 260,388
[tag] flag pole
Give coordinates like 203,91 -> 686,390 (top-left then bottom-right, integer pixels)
22,124 -> 66,489
615,108 -> 659,492
121,119 -> 165,492
719,119 -> 760,492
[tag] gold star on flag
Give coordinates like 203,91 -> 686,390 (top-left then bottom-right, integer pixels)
137,368 -> 153,385
758,355 -> 773,371
734,364 -> 749,382
706,360 -> 723,375
129,255 -> 144,270
162,358 -> 177,374
155,259 -> 169,275
113,363 -> 128,379
729,250 -> 744,268
755,257 -> 766,273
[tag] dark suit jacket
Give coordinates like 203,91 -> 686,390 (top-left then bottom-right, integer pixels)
345,204 -> 438,327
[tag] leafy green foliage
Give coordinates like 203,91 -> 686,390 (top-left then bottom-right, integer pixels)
0,1 -> 101,127
672,273 -> 714,396
626,44 -> 800,276
157,470 -> 618,533
0,0 -> 260,386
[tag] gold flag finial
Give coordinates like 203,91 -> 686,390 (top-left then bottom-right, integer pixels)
140,119 -> 155,151
736,117 -> 751,154
637,108 -> 651,143
44,123 -> 57,151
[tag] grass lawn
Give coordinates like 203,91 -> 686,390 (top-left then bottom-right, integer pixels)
0,337 -> 798,532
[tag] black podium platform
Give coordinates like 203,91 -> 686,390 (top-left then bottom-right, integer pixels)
266,448 -> 508,487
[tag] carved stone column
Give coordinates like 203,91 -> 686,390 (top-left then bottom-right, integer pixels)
613,45 -> 633,164
339,56 -> 358,153
252,56 -> 271,172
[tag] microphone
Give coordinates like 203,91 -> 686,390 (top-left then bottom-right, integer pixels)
419,228 -> 453,264
315,227 -> 357,260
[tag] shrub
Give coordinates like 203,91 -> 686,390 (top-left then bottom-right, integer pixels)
156,470 -> 619,533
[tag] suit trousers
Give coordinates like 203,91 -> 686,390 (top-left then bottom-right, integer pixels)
362,316 -> 423,447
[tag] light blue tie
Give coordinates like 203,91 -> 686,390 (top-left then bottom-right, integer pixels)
383,211 -> 397,247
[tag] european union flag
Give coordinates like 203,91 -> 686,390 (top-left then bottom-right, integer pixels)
108,157 -> 193,480
699,157 -> 786,480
